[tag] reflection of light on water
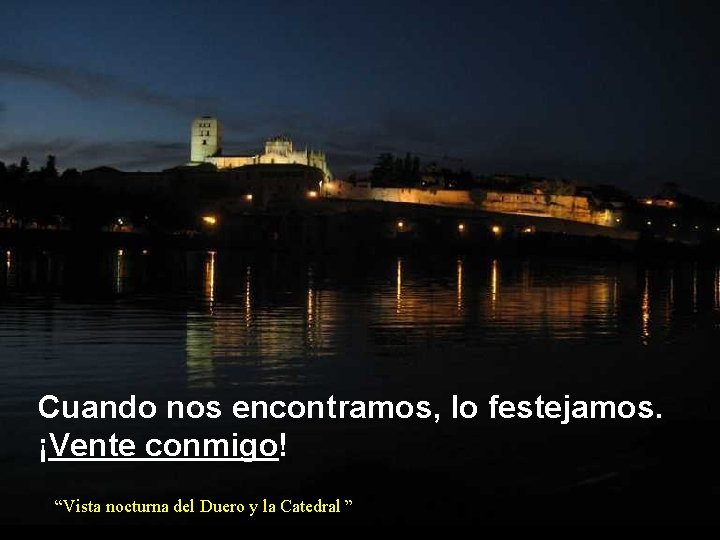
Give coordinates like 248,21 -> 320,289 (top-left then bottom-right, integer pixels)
307,288 -> 314,323
306,267 -> 318,349
667,269 -> 674,324
245,266 -> 252,327
170,255 -> 675,388
396,257 -> 402,314
490,259 -> 499,313
307,267 -> 314,327
521,260 -> 530,289
613,276 -> 619,311
456,258 -> 463,312
188,251 -> 218,389
592,276 -> 611,310
204,251 -> 216,311
4,249 -> 15,288
485,263 -> 617,339
641,270 -> 650,345
115,249 -> 125,294
185,316 -> 215,389
692,264 -> 698,313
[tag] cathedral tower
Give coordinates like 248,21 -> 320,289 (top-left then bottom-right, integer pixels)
191,116 -> 222,162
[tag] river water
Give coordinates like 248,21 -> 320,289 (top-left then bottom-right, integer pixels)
1,248 -> 718,525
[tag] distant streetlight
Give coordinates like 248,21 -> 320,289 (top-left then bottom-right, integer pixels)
397,220 -> 405,230
244,193 -> 253,201
491,225 -> 502,235
458,223 -> 465,232
307,190 -> 318,198
202,215 -> 218,226
646,221 -> 652,226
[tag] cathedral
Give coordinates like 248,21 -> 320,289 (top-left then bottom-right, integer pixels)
189,116 -> 332,180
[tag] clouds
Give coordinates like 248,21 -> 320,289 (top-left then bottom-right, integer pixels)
1,57 -> 718,198
0,56 -> 603,176
0,139 -> 187,172
0,57 -> 431,174
0,58 -> 212,117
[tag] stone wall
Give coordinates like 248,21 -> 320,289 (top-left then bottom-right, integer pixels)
323,180 -> 615,227
481,191 -> 614,226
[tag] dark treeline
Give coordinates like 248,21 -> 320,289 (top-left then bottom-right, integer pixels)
368,153 -> 475,189
367,152 -> 580,194
0,156 -> 189,231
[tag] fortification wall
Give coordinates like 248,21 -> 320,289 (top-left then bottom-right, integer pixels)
481,191 -> 613,226
323,181 -> 614,227
323,181 -> 473,206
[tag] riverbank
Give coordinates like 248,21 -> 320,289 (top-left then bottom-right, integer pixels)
1,217 -> 717,263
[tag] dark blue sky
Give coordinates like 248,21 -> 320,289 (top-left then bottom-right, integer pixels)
1,0 -> 718,197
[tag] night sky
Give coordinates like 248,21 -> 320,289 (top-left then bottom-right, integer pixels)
1,0 -> 718,198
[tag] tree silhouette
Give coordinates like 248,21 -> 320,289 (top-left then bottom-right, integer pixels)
19,157 -> 29,176
370,152 -> 426,186
41,155 -> 58,179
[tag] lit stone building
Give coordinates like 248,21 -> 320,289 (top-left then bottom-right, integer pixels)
190,116 -> 222,163
189,116 -> 332,180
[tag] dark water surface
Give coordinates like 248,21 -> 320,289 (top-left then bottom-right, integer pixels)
1,247 -> 718,525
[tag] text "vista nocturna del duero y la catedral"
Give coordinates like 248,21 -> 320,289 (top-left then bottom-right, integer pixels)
55,498 -> 353,515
